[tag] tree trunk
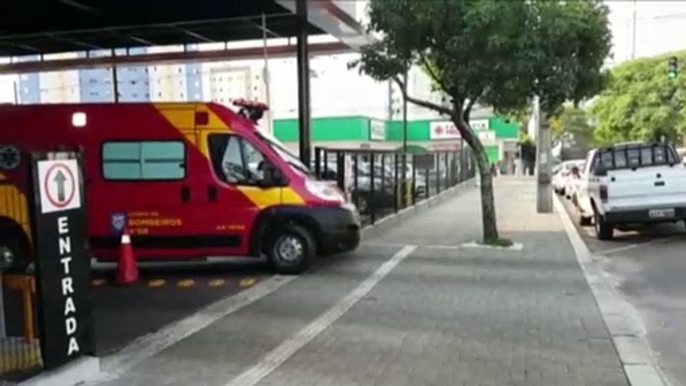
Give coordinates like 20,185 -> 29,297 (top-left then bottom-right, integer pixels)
473,147 -> 499,241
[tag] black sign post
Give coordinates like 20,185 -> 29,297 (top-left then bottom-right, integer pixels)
29,152 -> 94,370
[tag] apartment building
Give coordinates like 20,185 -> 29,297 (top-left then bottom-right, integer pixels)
208,65 -> 267,105
16,45 -> 203,104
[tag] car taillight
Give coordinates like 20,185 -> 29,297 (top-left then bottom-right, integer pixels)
599,185 -> 608,202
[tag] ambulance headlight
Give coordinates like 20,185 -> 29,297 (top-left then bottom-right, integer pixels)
305,180 -> 345,203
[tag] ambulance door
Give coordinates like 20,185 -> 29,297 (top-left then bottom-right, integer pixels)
196,130 -> 281,254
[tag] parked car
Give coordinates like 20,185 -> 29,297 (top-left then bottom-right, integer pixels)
553,159 -> 585,197
575,142 -> 686,240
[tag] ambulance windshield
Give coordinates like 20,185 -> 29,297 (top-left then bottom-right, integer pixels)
257,132 -> 312,177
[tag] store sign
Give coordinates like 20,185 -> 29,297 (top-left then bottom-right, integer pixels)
430,121 -> 461,140
470,119 -> 490,131
31,153 -> 94,370
478,130 -> 496,142
369,120 -> 385,141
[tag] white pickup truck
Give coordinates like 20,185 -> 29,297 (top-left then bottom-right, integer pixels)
576,142 -> 686,240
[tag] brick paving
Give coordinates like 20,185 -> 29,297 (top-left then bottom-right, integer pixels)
94,177 -> 628,386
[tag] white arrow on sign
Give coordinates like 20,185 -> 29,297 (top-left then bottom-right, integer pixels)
37,159 -> 82,214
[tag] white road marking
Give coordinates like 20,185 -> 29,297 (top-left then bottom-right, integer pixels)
91,275 -> 296,383
423,245 -> 460,250
363,242 -> 407,248
223,245 -> 418,386
597,236 -> 680,256
461,241 -> 524,251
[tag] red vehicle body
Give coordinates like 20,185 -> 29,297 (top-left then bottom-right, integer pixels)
0,102 -> 361,274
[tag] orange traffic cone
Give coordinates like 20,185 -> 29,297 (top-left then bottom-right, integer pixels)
116,229 -> 139,285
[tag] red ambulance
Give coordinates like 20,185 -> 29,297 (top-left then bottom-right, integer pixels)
0,102 -> 361,274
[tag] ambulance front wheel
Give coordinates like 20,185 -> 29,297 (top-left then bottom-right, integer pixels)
267,224 -> 316,274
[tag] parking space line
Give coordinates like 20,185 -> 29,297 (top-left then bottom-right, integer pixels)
95,275 -> 297,381
223,245 -> 417,386
208,279 -> 226,288
423,245 -> 460,250
148,279 -> 165,288
177,279 -> 195,288
363,242 -> 406,248
596,236 -> 680,256
92,278 -> 107,287
239,278 -> 257,288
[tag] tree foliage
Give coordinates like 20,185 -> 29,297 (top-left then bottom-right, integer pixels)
352,0 -> 612,118
551,105 -> 595,145
350,0 -> 612,241
551,105 -> 596,159
592,50 -> 686,145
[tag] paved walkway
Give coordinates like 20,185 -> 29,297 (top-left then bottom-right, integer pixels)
91,177 -> 628,386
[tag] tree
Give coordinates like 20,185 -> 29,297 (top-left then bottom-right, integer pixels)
550,105 -> 596,159
351,0 -> 612,242
592,50 -> 686,145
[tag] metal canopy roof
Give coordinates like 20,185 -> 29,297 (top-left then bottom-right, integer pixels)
0,0 -> 323,56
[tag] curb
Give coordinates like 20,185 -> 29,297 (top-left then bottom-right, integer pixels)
361,178 -> 477,239
553,195 -> 669,386
17,356 -> 100,386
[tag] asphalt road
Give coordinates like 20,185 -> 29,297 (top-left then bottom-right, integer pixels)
559,195 -> 686,386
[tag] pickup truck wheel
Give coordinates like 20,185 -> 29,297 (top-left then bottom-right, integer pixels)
594,212 -> 614,240
267,224 -> 316,275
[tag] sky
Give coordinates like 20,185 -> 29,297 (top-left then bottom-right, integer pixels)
605,0 -> 686,65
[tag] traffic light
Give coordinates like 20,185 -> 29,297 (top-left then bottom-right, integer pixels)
668,56 -> 678,79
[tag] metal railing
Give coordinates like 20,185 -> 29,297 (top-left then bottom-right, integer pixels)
0,273 -> 43,382
313,147 -> 476,226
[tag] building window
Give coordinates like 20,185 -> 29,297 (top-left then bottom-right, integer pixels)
102,141 -> 186,181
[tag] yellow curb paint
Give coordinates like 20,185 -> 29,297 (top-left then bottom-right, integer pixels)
208,279 -> 226,288
178,279 -> 195,288
148,279 -> 166,288
239,278 -> 257,288
92,279 -> 107,287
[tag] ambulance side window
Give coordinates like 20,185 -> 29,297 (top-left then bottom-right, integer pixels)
102,141 -> 186,181
208,134 -> 266,185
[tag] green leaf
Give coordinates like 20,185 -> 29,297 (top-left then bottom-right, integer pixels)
591,50 -> 686,144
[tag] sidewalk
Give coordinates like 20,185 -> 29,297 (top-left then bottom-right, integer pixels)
91,177 -> 628,386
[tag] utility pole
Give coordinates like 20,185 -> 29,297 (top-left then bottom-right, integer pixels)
261,13 -> 273,136
12,81 -> 18,104
535,96 -> 552,213
295,0 -> 312,166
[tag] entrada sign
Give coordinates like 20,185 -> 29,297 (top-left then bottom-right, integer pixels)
31,153 -> 94,369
